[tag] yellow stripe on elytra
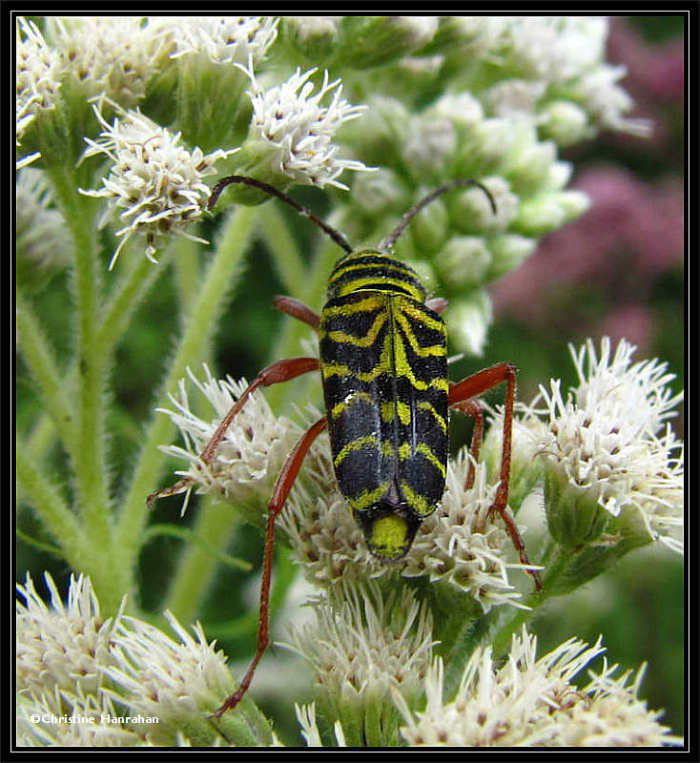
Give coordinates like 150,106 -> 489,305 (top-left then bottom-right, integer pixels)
395,311 -> 446,358
418,401 -> 447,433
330,391 -> 373,419
395,442 -> 445,477
326,311 -> 387,347
381,400 -> 411,425
399,481 -> 433,516
390,327 -> 450,393
416,442 -> 446,477
397,300 -> 446,332
349,482 -> 390,511
333,435 -> 379,468
321,332 -> 448,392
322,294 -> 386,318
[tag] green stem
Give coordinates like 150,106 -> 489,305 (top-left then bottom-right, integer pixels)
256,203 -> 307,296
163,498 -> 240,622
172,236 -> 201,319
52,177 -> 113,555
16,292 -> 76,456
114,207 -> 255,593
20,248 -> 167,470
16,449 -> 87,577
490,541 -> 560,657
264,240 -> 340,413
96,248 -> 167,352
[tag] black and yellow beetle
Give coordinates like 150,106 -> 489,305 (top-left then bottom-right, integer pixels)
149,176 -> 541,716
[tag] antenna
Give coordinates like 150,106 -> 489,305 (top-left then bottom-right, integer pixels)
207,175 -> 353,254
378,179 -> 497,252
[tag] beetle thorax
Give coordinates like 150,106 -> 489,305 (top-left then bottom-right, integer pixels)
326,249 -> 427,302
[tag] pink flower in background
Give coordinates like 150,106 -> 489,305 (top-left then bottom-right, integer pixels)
491,166 -> 684,336
608,18 -> 685,104
599,304 -> 653,354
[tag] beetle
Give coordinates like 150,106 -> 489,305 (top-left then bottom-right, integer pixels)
148,175 -> 542,716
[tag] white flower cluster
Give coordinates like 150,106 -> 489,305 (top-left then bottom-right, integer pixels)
103,613 -> 234,724
395,628 -> 680,747
535,338 -> 684,552
16,573 -> 238,747
401,452 -> 530,611
16,17 -> 62,168
156,365 -> 304,522
283,583 -> 435,706
163,16 -> 279,65
45,17 -> 169,105
16,573 -> 131,746
473,16 -> 651,139
80,103 -> 235,269
244,65 -> 370,189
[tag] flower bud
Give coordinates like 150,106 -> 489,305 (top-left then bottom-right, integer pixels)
540,100 -> 592,147
485,233 -> 537,280
283,16 -> 340,60
339,96 -> 410,168
431,92 -> 484,134
448,290 -> 492,356
434,235 -> 491,288
336,17 -> 438,68
504,126 -> 557,193
410,194 -> 449,255
402,116 -> 456,176
450,177 -> 517,234
514,191 -> 588,236
352,168 -> 408,216
456,118 -> 515,176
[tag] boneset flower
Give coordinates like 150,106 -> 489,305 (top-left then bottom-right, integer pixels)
80,102 -> 235,269
242,64 -> 370,189
156,365 -> 304,522
163,16 -> 279,65
102,612 -> 235,726
16,17 -> 62,168
16,572 -> 124,703
535,337 -> 683,552
282,583 -> 433,706
395,628 -> 679,746
46,17 -> 168,106
16,572 -> 247,747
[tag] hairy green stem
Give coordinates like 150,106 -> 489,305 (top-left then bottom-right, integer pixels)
163,498 -> 240,622
20,248 -> 167,468
46,165 -> 116,572
113,207 -> 255,597
16,292 -> 76,456
256,202 -> 307,296
16,450 -> 87,578
491,542 -> 559,657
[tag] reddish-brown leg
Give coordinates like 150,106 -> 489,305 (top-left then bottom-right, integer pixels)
212,416 -> 328,717
272,295 -> 320,331
147,357 -> 320,506
449,363 -> 542,591
449,398 -> 483,491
